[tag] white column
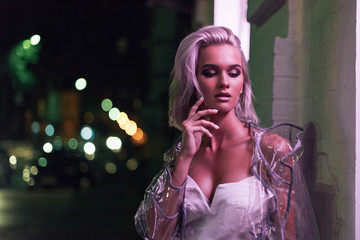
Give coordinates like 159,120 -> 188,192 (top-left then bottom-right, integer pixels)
213,0 -> 250,61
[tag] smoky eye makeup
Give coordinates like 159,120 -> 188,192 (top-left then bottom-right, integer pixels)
199,64 -> 243,78
201,69 -> 217,77
228,68 -> 241,77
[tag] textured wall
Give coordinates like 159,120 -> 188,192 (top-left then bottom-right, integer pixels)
299,1 -> 356,239
247,0 -> 289,127
249,0 -> 357,239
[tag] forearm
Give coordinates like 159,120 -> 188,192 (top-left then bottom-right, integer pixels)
147,154 -> 192,239
147,177 -> 185,240
135,157 -> 188,239
171,154 -> 192,187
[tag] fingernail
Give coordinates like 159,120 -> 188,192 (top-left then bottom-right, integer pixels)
213,109 -> 218,112
215,124 -> 220,129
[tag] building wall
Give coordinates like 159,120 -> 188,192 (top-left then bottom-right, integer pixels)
247,0 -> 289,127
300,0 -> 356,239
248,0 -> 357,239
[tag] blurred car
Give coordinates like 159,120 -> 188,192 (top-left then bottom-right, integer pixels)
27,148 -> 95,190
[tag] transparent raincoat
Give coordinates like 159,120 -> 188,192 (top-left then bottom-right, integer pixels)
135,123 -> 320,240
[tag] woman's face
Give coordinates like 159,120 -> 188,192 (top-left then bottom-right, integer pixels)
196,44 -> 244,113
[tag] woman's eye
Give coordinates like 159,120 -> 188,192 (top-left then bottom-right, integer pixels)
201,70 -> 216,78
228,69 -> 241,78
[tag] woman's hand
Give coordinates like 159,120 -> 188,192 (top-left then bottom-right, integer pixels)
171,98 -> 219,187
179,97 -> 219,160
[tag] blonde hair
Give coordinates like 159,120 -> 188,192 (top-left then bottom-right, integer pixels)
168,25 -> 258,130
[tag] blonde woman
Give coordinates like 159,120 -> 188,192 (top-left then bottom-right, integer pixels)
135,26 -> 319,240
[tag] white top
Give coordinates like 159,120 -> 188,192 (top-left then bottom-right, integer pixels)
181,175 -> 275,239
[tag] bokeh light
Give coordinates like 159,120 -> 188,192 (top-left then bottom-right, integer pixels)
75,78 -> 87,91
117,112 -> 129,129
106,136 -> 122,152
9,36 -> 39,90
43,142 -> 53,153
132,128 -> 143,141
101,98 -> 113,112
9,155 -> 17,165
84,142 -> 96,155
31,121 -> 40,134
80,126 -> 94,140
22,166 -> 35,186
30,34 -> 41,45
131,128 -> 146,145
105,162 -> 117,174
124,120 -> 137,136
68,138 -> 78,149
23,168 -> 30,182
53,136 -> 63,150
126,158 -> 138,171
22,39 -> 31,49
108,107 -> 120,121
30,166 -> 38,175
45,124 -> 55,137
38,157 -> 47,167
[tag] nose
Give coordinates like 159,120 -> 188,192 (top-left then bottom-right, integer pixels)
218,72 -> 229,89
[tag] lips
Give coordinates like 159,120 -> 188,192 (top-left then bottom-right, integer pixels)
214,92 -> 231,101
214,92 -> 231,97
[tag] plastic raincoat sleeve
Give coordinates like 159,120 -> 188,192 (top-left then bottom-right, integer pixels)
134,144 -> 185,240
255,130 -> 297,239
252,124 -> 319,240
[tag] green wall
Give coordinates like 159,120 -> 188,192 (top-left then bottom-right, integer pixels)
247,1 -> 288,127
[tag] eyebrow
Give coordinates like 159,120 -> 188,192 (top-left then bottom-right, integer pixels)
200,64 -> 243,69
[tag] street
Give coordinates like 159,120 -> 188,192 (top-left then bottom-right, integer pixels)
0,174 -> 144,240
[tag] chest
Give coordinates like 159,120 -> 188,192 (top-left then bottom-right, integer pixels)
183,175 -> 275,239
188,140 -> 254,202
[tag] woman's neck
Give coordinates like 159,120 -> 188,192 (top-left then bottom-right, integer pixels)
203,110 -> 249,151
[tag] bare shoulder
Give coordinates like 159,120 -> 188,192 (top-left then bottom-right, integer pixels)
260,131 -> 292,156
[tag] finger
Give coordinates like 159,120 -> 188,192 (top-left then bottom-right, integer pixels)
192,126 -> 212,138
187,97 -> 204,118
195,119 -> 220,130
191,108 -> 218,120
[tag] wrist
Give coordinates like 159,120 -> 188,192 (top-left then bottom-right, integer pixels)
171,155 -> 192,187
178,149 -> 194,162
167,165 -> 187,190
